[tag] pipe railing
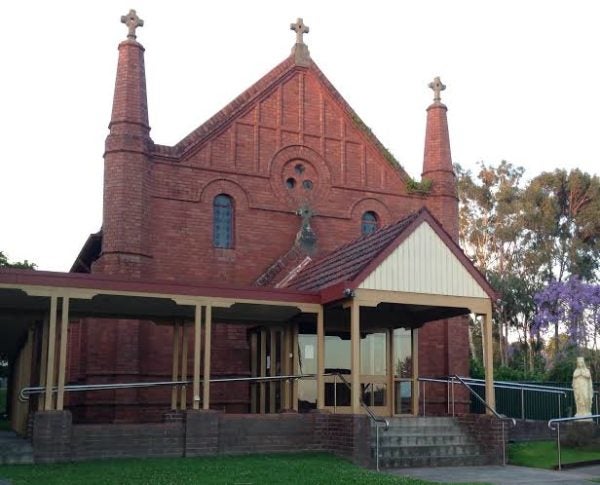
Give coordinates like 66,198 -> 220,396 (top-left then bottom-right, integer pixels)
19,374 -> 315,401
548,415 -> 600,470
22,372 -> 388,470
419,375 -> 515,466
329,372 -> 389,472
419,376 -> 569,420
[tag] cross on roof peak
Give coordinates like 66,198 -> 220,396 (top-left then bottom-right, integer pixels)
121,9 -> 144,40
290,18 -> 309,45
428,76 -> 446,104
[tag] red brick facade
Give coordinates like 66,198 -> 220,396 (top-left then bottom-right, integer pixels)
68,29 -> 468,420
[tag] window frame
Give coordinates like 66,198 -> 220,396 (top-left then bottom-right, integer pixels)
213,194 -> 235,249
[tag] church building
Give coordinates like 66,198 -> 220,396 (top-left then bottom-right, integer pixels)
0,11 -> 500,464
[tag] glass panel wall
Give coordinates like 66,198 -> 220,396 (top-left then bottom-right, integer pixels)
393,328 -> 413,414
298,334 -> 317,411
324,334 -> 351,407
361,332 -> 388,408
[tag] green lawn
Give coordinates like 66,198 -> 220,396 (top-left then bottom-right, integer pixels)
0,453 -> 447,485
509,441 -> 600,469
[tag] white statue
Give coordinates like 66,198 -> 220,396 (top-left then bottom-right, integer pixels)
572,357 -> 594,419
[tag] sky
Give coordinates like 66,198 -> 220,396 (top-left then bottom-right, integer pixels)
1,1 -> 599,271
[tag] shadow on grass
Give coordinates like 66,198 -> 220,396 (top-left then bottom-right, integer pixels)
509,440 -> 600,470
0,452 -> 480,485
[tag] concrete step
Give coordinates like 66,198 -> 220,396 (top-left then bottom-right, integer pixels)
375,425 -> 463,435
376,443 -> 482,459
371,417 -> 487,468
374,433 -> 474,447
0,431 -> 34,465
377,454 -> 490,468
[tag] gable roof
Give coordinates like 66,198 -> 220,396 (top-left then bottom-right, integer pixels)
285,207 -> 497,301
151,51 -> 410,181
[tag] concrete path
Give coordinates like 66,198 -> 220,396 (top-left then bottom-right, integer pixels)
388,464 -> 600,484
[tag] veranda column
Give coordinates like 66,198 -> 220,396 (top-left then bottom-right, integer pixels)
171,322 -> 181,410
180,323 -> 189,409
202,305 -> 212,410
481,309 -> 496,412
44,296 -> 58,411
38,318 -> 49,411
316,308 -> 324,410
292,323 -> 299,411
193,306 -> 203,410
56,297 -> 70,410
269,328 -> 277,413
350,300 -> 361,413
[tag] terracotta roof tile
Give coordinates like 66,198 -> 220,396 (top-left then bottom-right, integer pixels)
286,211 -> 420,292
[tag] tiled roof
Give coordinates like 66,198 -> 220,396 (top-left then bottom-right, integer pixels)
286,211 -> 421,292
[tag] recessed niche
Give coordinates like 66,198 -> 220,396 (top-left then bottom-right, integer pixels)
286,177 -> 296,189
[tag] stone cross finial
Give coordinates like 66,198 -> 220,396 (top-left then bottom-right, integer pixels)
121,9 -> 144,40
290,18 -> 309,44
428,76 -> 446,104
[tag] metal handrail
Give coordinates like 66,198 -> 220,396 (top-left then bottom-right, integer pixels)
19,374 -> 316,401
419,376 -> 571,421
419,375 -> 515,466
548,414 -> 600,471
329,371 -> 388,472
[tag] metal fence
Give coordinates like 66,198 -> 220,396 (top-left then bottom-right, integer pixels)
470,380 -> 600,420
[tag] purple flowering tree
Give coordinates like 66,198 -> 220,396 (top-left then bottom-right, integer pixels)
533,277 -> 600,353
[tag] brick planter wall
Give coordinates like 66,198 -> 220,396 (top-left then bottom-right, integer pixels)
30,410 -> 371,465
456,414 -> 505,465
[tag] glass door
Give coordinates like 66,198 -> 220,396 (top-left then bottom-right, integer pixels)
393,328 -> 414,415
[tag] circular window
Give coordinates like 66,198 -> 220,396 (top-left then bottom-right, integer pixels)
286,177 -> 296,189
294,163 -> 305,175
302,180 -> 313,190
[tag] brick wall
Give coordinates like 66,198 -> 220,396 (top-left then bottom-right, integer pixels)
30,410 -> 373,465
73,40 -> 462,418
456,414 -> 505,465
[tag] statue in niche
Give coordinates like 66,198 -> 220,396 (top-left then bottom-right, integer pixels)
573,357 -> 594,419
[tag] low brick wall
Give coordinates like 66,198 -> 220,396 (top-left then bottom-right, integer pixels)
508,419 -> 556,442
30,410 -> 371,465
456,414 -> 505,465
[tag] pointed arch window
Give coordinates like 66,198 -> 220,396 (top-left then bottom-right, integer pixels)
213,194 -> 234,248
361,211 -> 379,235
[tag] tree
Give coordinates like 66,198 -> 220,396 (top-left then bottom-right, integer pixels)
522,169 -> 600,283
533,277 -> 600,352
456,161 -> 527,365
0,250 -> 36,270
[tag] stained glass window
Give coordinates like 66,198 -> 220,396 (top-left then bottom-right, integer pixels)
213,194 -> 234,248
361,211 -> 378,235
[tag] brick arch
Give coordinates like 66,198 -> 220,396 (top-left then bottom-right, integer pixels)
197,178 -> 250,209
349,197 -> 392,227
269,145 -> 331,210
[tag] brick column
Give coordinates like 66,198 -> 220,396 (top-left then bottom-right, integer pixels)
32,410 -> 72,463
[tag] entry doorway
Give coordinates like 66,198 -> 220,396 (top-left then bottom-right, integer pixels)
248,326 -> 296,413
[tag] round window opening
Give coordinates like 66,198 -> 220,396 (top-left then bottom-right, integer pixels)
302,180 -> 314,190
286,177 -> 296,189
294,163 -> 305,175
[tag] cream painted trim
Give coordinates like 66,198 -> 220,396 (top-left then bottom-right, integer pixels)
350,300 -> 361,413
193,306 -> 202,410
44,296 -> 58,411
355,288 -> 491,314
202,305 -> 212,410
38,318 -> 49,411
171,322 -> 181,410
0,282 -> 321,313
180,324 -> 188,409
316,308 -> 324,410
56,297 -> 70,410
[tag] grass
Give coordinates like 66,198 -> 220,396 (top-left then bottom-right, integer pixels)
509,440 -> 600,469
0,453 -> 459,485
